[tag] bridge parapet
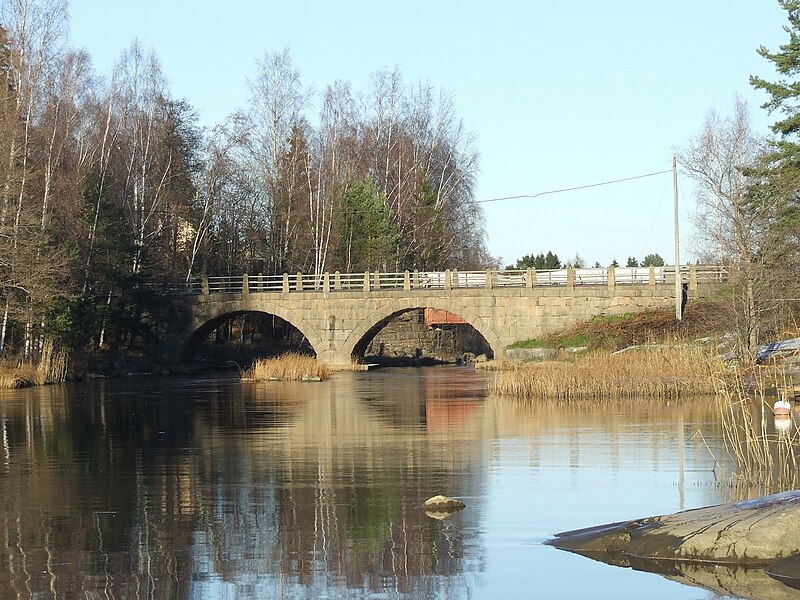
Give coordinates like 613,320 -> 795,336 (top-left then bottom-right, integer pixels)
158,265 -> 727,297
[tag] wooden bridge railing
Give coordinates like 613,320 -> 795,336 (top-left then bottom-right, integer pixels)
153,266 -> 729,296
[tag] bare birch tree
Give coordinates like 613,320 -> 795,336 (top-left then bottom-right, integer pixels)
114,40 -> 173,275
0,0 -> 69,358
679,97 -> 767,354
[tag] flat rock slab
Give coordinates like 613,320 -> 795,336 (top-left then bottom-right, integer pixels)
548,490 -> 800,564
547,490 -> 800,596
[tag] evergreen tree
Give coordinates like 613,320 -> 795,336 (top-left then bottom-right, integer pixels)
335,178 -> 397,272
626,257 -> 639,267
507,251 -> 561,270
642,253 -> 665,267
751,0 -> 800,151
748,0 -> 800,351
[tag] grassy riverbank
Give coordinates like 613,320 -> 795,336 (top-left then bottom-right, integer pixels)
242,353 -> 331,382
510,300 -> 731,353
489,301 -> 734,401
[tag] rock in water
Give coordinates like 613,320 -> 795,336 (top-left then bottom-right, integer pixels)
547,490 -> 800,596
548,490 -> 800,564
423,495 -> 465,510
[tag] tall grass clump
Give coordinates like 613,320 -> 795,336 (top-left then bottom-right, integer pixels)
38,340 -> 69,384
489,346 -> 724,401
242,353 -> 330,382
0,364 -> 40,388
0,341 -> 70,388
711,367 -> 800,497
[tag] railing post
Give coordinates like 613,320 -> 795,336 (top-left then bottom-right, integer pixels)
404,270 -> 411,291
258,273 -> 264,291
323,272 -> 330,293
201,275 -> 209,296
413,270 -> 420,289
363,271 -> 371,291
451,269 -> 459,288
373,271 -> 381,290
334,271 -> 341,290
242,273 -> 249,296
485,270 -> 493,290
443,269 -> 450,291
689,265 -> 697,292
282,273 -> 290,293
567,266 -> 575,289
526,268 -> 534,288
649,265 -> 656,288
296,272 -> 303,291
607,266 -> 616,289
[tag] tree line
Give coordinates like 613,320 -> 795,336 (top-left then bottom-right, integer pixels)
0,0 -> 493,363
506,251 -> 664,270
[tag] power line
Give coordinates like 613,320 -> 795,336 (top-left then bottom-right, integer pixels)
476,169 -> 673,204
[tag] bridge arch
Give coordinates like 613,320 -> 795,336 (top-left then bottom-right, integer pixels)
343,299 -> 502,361
179,300 -> 325,360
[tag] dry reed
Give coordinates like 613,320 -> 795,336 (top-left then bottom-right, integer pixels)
488,346 -> 724,401
38,339 -> 69,384
0,364 -> 40,388
0,340 -> 70,389
712,367 -> 800,496
242,353 -> 330,382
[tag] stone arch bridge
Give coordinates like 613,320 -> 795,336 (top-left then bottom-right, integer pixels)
158,266 -> 727,366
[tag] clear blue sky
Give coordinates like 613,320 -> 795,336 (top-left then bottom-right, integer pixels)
68,0 -> 787,267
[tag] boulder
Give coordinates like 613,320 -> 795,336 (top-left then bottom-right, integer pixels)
547,491 -> 800,597
422,495 -> 465,520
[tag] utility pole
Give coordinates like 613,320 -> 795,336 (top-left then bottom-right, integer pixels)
673,155 -> 682,321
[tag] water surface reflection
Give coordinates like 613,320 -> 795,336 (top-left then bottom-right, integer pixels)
0,367 -> 759,598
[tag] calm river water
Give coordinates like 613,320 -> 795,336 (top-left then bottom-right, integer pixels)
0,366 -> 782,599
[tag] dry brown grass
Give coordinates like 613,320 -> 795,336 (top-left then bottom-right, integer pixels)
0,341 -> 70,389
242,353 -> 330,382
38,340 -> 69,384
0,364 -> 41,388
488,346 -> 724,401
710,367 -> 800,498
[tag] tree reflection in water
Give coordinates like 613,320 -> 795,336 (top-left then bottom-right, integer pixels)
0,370 -> 486,599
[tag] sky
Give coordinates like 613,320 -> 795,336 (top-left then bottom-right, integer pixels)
66,0 -> 789,268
